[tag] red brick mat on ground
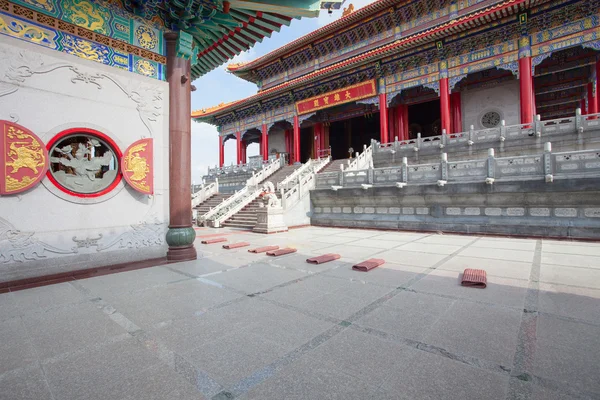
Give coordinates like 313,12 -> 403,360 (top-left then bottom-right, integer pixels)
461,268 -> 487,288
223,242 -> 250,249
201,237 -> 228,244
306,254 -> 341,264
248,245 -> 280,253
352,258 -> 385,272
267,248 -> 297,256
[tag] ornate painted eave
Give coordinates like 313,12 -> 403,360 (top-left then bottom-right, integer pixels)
226,0 -> 398,77
192,0 -> 532,121
120,1 -> 343,79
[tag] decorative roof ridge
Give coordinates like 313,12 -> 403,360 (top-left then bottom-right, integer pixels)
193,101 -> 239,116
193,0 -> 525,120
227,0 -> 396,73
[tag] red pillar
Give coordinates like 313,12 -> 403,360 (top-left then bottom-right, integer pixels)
379,93 -> 389,143
314,122 -> 323,157
293,115 -> 300,163
440,78 -> 451,134
397,105 -> 405,141
236,132 -> 241,165
519,56 -> 534,124
588,82 -> 597,115
596,59 -> 600,113
261,124 -> 268,161
388,107 -> 396,142
450,92 -> 462,134
532,80 -> 537,118
581,98 -> 587,115
241,141 -> 247,164
219,136 -> 224,167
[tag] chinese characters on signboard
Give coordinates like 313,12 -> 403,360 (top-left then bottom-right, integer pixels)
295,80 -> 377,115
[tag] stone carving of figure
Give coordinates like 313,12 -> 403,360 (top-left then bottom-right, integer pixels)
50,138 -> 115,192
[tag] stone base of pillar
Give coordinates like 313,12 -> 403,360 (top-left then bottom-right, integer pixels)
253,205 -> 288,234
166,226 -> 197,261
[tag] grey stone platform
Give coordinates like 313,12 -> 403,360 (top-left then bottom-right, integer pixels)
1,227 -> 599,399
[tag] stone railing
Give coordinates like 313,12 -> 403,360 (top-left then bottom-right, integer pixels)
316,143 -> 600,189
374,110 -> 600,159
347,143 -> 373,171
198,157 -> 283,227
191,179 -> 219,208
280,156 -> 330,210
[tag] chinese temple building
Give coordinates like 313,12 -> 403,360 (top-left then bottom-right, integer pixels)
0,0 -> 342,285
193,0 -> 600,165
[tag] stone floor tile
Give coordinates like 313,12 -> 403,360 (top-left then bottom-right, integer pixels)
21,301 -> 127,360
542,242 -> 600,257
269,252 -> 349,273
107,279 -> 242,329
324,264 -> 422,288
458,247 -> 535,263
239,355 -> 384,400
380,348 -> 509,400
369,232 -> 432,242
11,282 -> 89,315
262,275 -> 351,306
396,242 -> 463,255
375,249 -> 448,268
470,238 -> 538,251
0,365 -> 54,400
206,262 -> 308,294
0,317 -> 38,374
303,329 -> 411,387
423,301 -> 522,367
539,264 -> 600,289
531,384 -> 581,400
536,313 -> 600,350
540,253 -> 600,269
167,256 -> 237,277
306,244 -> 385,262
414,234 -> 479,246
408,269 -> 529,308
0,291 -> 19,322
537,283 -> 600,323
332,230 -> 383,238
187,331 -> 288,386
78,266 -> 185,298
534,341 -> 600,394
347,238 -> 408,250
43,337 -> 160,400
438,255 -> 532,281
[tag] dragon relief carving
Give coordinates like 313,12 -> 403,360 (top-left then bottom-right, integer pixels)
0,45 -> 163,136
0,217 -> 76,263
96,219 -> 166,251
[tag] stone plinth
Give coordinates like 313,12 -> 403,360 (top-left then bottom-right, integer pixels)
253,205 -> 288,234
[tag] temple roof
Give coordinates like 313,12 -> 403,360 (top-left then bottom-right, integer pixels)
226,0 -> 396,80
192,0 -> 525,121
123,1 -> 346,79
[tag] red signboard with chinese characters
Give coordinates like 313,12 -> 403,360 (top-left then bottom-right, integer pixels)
0,120 -> 48,195
121,138 -> 154,195
295,80 -> 377,115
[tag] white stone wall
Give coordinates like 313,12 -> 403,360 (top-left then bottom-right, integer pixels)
0,38 -> 169,282
461,80 -> 520,131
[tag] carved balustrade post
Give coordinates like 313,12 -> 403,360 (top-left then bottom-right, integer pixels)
440,153 -> 448,181
535,114 -> 542,137
486,148 -> 495,184
416,132 -> 422,152
500,120 -> 506,142
468,125 -> 474,146
575,108 -> 583,134
401,157 -> 408,183
544,142 -> 553,183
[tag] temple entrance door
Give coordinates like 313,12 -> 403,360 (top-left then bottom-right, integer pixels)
407,99 -> 441,138
327,114 -> 380,160
300,127 -> 312,163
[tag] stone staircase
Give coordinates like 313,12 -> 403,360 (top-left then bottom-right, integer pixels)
194,193 -> 230,215
223,165 -> 300,229
318,159 -> 348,174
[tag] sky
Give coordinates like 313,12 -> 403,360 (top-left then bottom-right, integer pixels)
190,0 -> 378,184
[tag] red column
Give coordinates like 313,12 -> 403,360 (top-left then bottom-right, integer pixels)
314,122 -> 323,157
403,105 -> 409,140
450,92 -> 462,134
261,124 -> 268,161
379,93 -> 389,143
519,56 -> 534,124
397,105 -> 405,141
596,60 -> 600,113
532,81 -> 537,118
588,82 -> 597,115
440,78 -> 451,134
241,141 -> 247,164
388,107 -> 396,142
219,136 -> 224,167
581,98 -> 587,115
236,132 -> 241,165
293,115 -> 300,163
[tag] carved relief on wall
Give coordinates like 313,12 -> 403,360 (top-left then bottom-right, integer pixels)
47,129 -> 121,196
0,120 -> 48,195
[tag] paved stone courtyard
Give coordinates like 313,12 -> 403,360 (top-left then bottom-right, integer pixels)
1,226 -> 599,399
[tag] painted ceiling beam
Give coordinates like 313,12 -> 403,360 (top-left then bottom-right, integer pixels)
259,12 -> 293,26
226,1 -> 322,18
